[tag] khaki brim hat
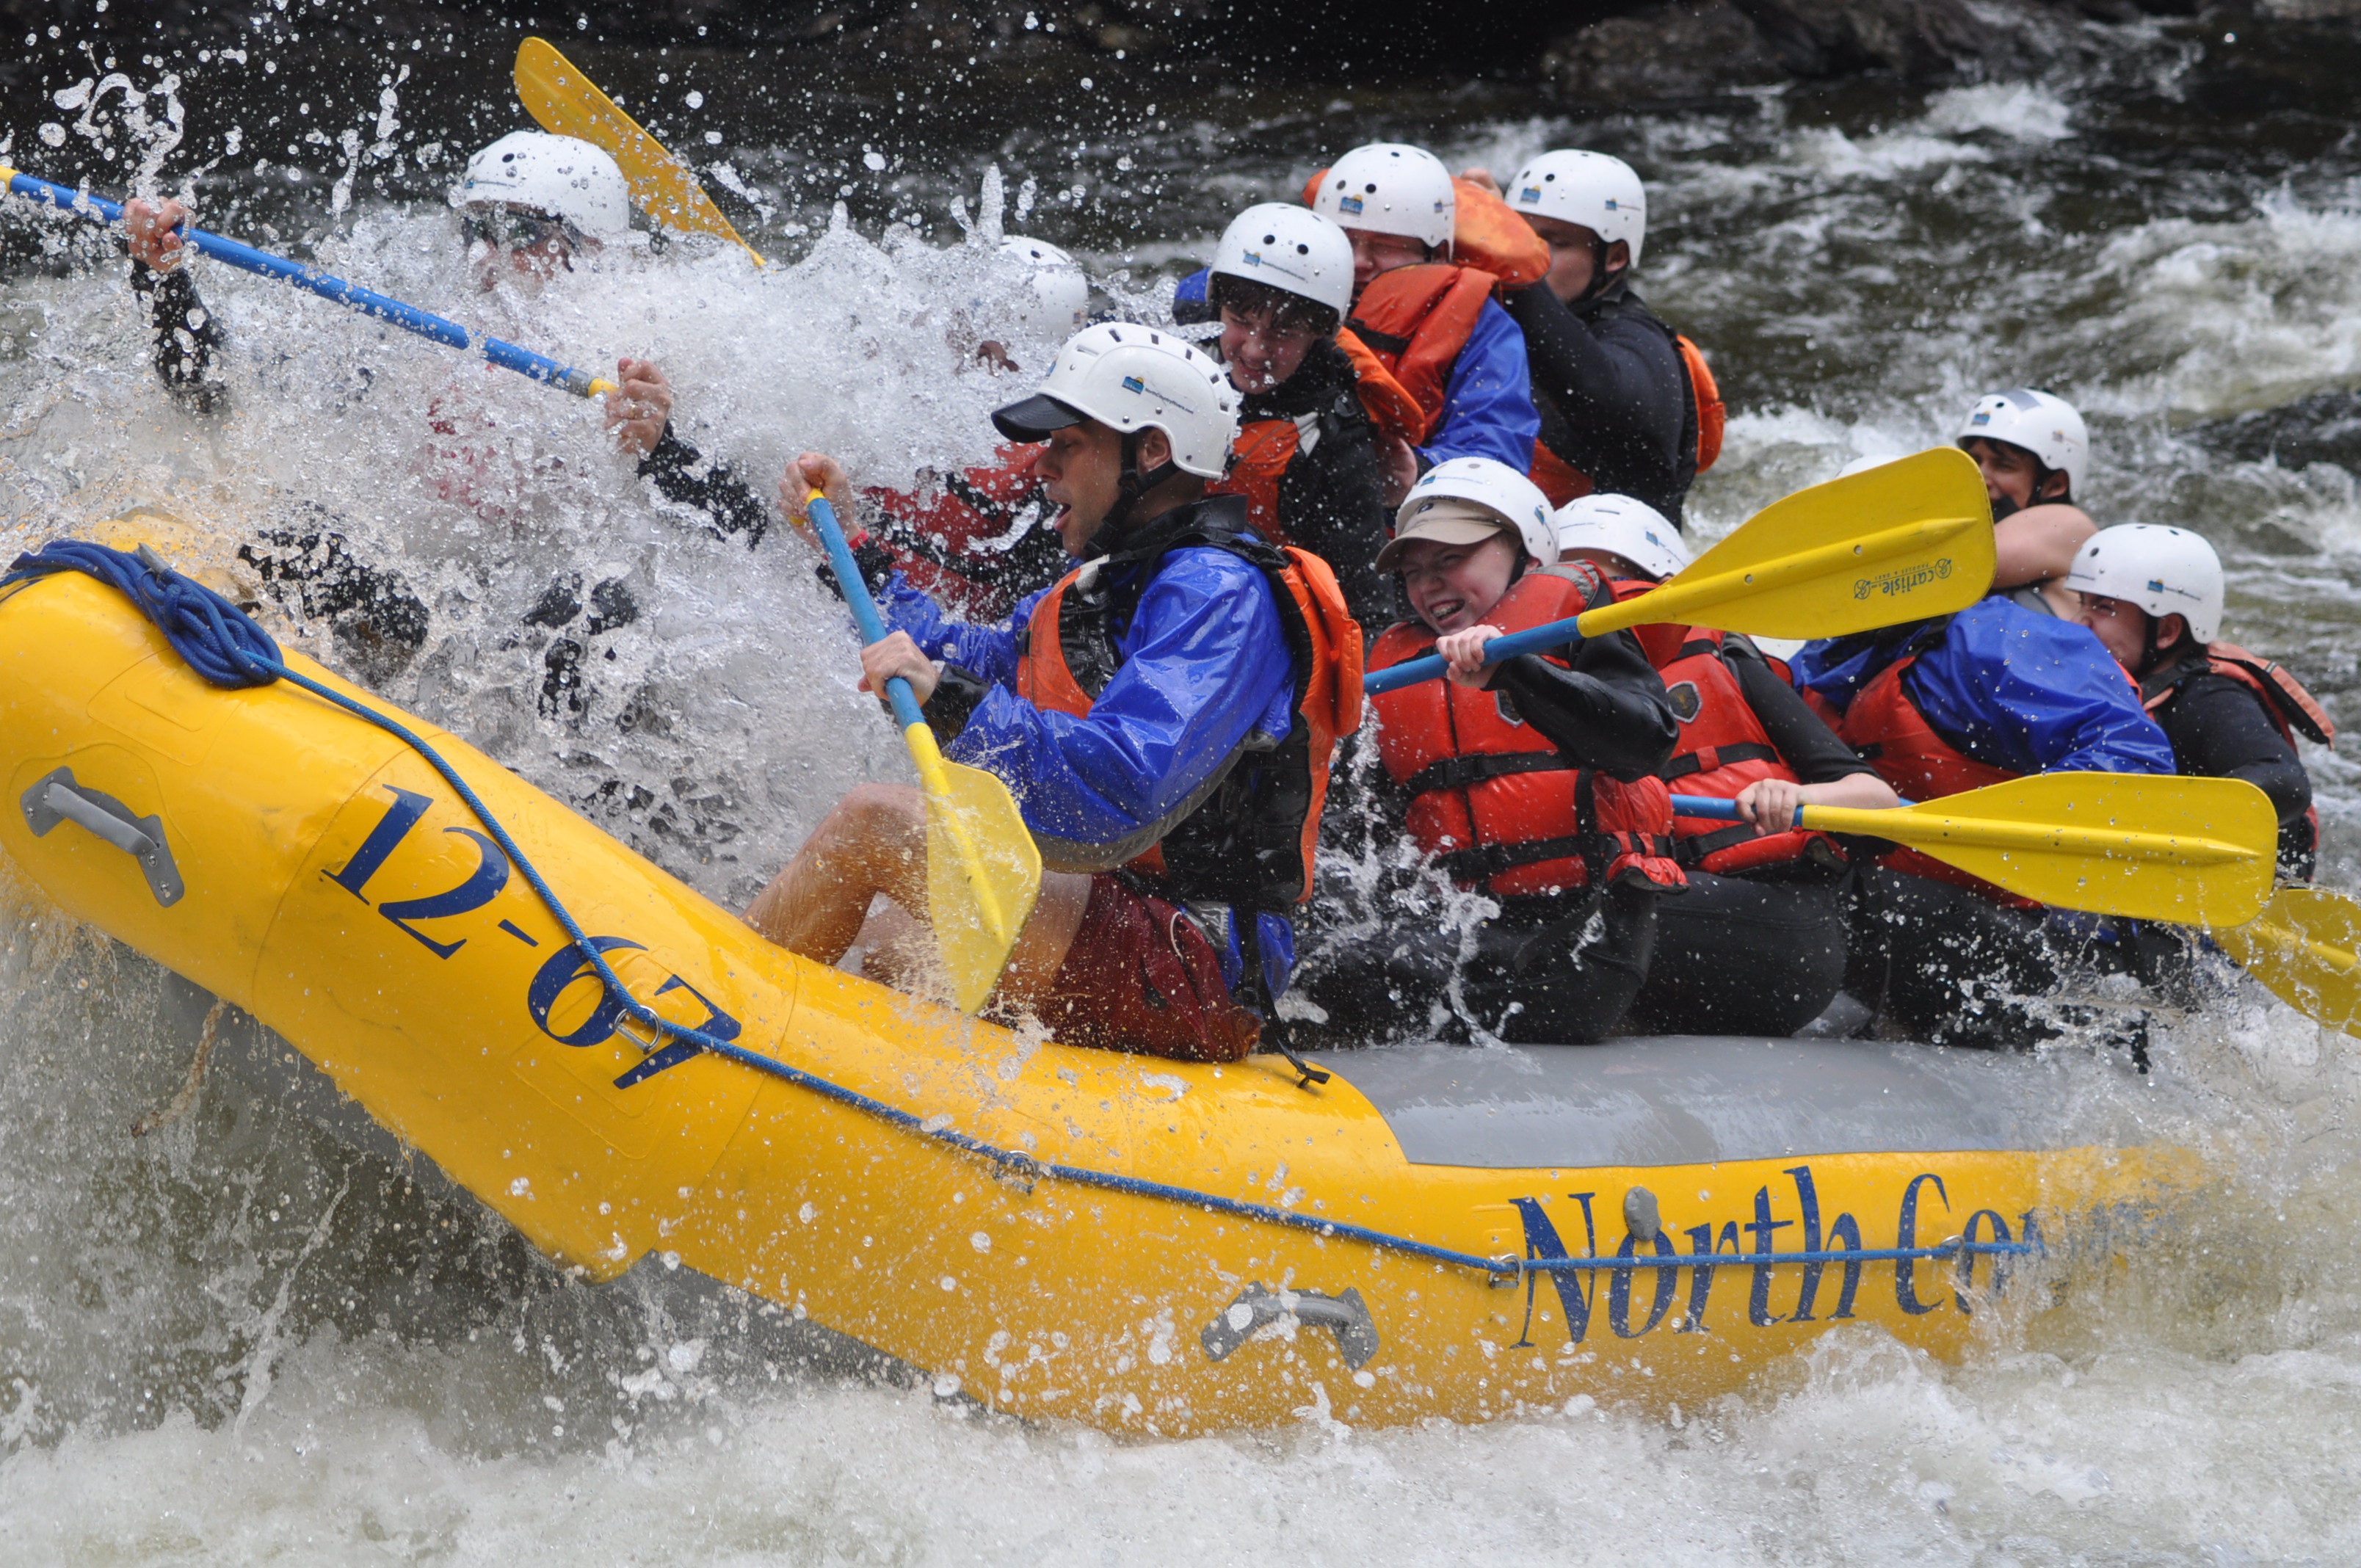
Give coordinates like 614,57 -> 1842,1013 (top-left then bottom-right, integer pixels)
1372,498 -> 1519,573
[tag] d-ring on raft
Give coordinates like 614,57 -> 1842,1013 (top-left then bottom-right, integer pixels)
0,523 -> 2202,1434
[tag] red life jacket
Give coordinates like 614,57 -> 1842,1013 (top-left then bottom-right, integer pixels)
1367,567 -> 1684,899
1597,578 -> 1819,876
1528,333 -> 1727,509
865,443 -> 1062,621
1015,514 -> 1363,908
1346,263 -> 1498,444
1836,648 -> 2032,905
2142,640 -> 2335,863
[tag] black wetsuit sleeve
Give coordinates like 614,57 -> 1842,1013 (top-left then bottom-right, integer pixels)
130,260 -> 227,414
1275,395 -> 1394,630
637,425 -> 772,547
2158,673 -> 2316,873
1729,641 -> 1876,783
1491,625 -> 1680,781
1501,283 -> 1686,515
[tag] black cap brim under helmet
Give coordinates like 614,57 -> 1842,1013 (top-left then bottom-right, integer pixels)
990,393 -> 1088,443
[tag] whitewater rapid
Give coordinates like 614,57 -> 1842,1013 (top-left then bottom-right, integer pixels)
4,32 -> 2361,1564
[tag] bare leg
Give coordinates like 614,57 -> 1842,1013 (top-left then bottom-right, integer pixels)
743,783 -> 930,964
744,780 -> 1097,1007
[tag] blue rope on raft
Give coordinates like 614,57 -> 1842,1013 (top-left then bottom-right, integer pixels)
4,542 -> 2040,1283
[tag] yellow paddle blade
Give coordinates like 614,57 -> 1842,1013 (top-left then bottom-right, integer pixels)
2213,886 -> 2361,1037
513,37 -> 763,264
1804,772 -> 2279,926
904,722 -> 1043,1012
1581,447 -> 1994,642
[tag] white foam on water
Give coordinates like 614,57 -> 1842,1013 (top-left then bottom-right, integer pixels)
6,49 -> 2361,1565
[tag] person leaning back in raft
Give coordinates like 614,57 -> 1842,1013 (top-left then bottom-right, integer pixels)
1293,458 -> 1681,1046
1790,540 -> 2180,1051
750,324 -> 1357,1062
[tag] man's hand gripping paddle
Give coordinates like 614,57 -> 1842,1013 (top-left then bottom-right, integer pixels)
0,166 -> 619,399
1673,774 -> 2280,926
514,37 -> 763,264
1363,447 -> 1996,695
802,493 -> 1042,1012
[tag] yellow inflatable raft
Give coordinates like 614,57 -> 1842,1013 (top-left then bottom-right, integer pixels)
0,544 -> 2199,1435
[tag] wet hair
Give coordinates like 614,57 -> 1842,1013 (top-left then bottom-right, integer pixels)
1207,273 -> 1341,341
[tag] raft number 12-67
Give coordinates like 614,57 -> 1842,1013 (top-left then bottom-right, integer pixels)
326,784 -> 739,1087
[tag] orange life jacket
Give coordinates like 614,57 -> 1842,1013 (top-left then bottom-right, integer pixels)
1346,263 -> 1498,444
1528,333 -> 1727,509
2142,641 -> 2334,865
1016,513 -> 1363,909
1334,327 -> 1427,449
1599,578 -> 1819,875
1208,413 -> 1314,548
1367,567 -> 1684,899
1836,647 -> 2032,905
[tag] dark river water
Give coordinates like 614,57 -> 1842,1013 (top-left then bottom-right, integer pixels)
3,13 -> 2361,1562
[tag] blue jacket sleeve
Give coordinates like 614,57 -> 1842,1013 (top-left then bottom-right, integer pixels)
946,548 -> 1296,865
1905,601 -> 2175,776
1417,297 -> 1542,471
875,571 -> 1039,686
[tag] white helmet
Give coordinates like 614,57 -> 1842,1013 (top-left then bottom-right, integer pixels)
1311,143 -> 1455,253
1000,236 -> 1091,334
1553,493 -> 1689,582
1506,150 -> 1647,268
990,322 -> 1241,480
1381,457 -> 1558,570
451,131 -> 632,239
1210,203 -> 1355,320
2063,523 -> 2223,644
1958,388 -> 2089,498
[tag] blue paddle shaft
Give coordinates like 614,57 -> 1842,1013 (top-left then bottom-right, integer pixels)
4,169 -> 612,397
806,495 -> 927,732
1361,614 -> 1589,696
1670,794 -> 1797,827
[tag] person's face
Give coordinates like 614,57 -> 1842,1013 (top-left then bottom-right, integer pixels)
1348,228 -> 1432,292
1398,531 -> 1523,634
1033,420 -> 1164,553
1963,438 -> 2068,511
1219,305 -> 1318,394
1521,213 -> 1628,304
465,204 -> 592,293
2077,592 -> 2163,670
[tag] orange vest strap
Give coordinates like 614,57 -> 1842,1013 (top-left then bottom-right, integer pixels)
1207,415 -> 1307,548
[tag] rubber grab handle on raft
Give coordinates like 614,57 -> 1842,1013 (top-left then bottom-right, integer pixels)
1200,1282 -> 1379,1371
0,165 -> 618,399
21,766 -> 184,905
1360,614 -> 1586,696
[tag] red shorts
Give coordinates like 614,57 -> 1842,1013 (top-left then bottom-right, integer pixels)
1030,874 -> 1263,1063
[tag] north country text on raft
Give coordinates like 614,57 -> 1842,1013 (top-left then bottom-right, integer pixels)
1509,1165 -> 2035,1345
1854,558 -> 1956,600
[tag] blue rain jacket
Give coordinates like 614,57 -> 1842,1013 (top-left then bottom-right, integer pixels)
1791,597 -> 2175,776
1169,269 -> 1538,472
874,534 -> 1301,996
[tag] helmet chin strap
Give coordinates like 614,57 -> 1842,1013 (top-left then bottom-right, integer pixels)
1090,428 -> 1182,552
